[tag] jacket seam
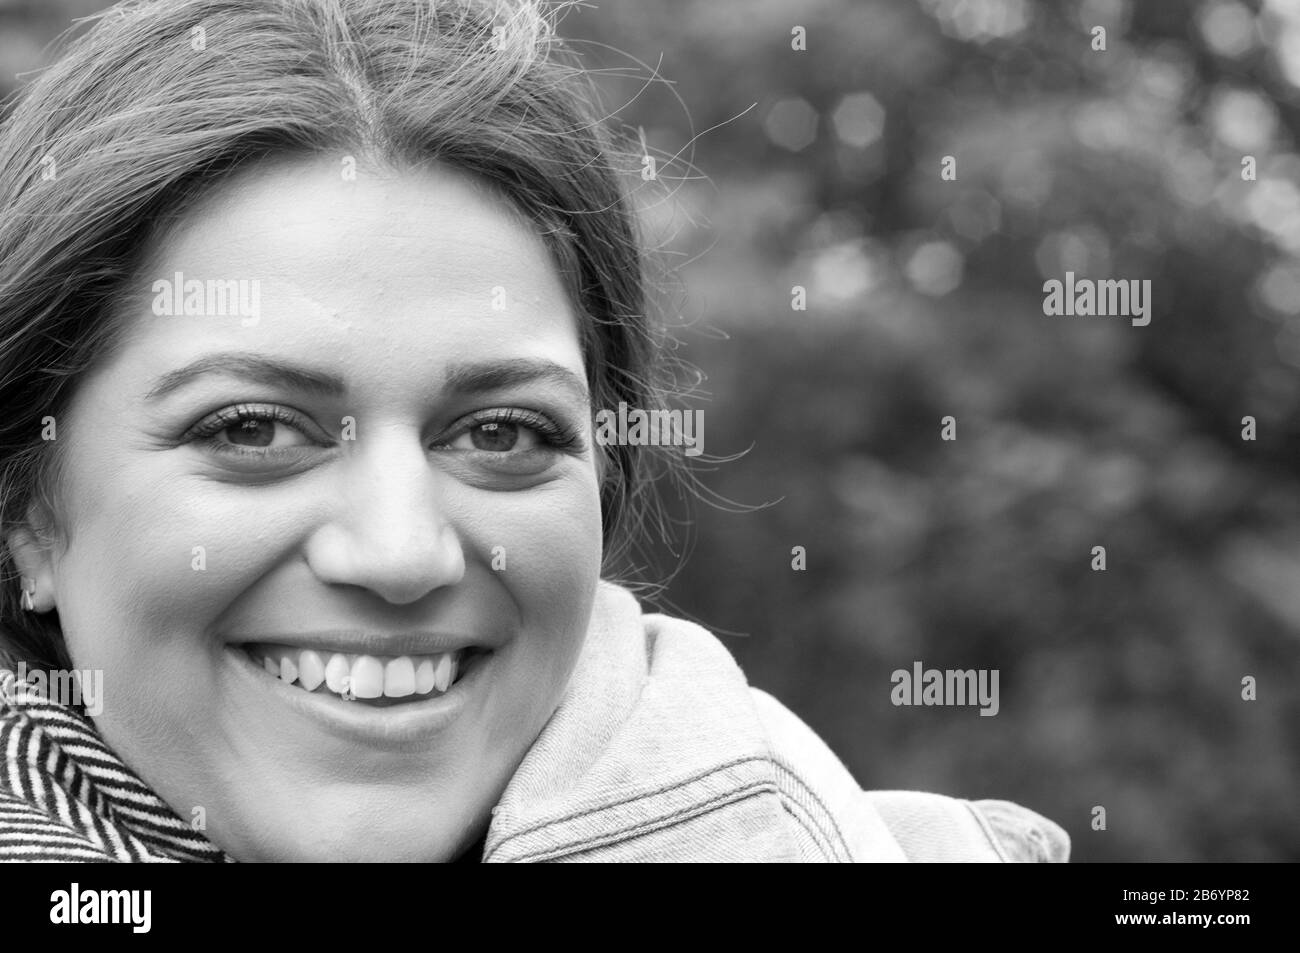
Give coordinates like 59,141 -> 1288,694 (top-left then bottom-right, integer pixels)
768,762 -> 852,862
484,754 -> 772,858
771,796 -> 841,862
769,759 -> 852,863
485,754 -> 857,863
962,799 -> 1012,862
491,780 -> 779,862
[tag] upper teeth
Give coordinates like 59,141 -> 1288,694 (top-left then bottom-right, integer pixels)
251,646 -> 462,699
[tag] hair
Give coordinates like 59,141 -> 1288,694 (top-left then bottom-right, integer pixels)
0,0 -> 694,671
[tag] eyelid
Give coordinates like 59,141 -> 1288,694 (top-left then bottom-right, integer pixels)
435,406 -> 583,452
181,403 -> 327,445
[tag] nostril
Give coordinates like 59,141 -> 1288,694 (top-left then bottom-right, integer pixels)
301,519 -> 465,605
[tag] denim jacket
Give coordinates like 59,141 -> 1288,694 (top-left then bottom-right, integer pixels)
482,580 -> 1071,863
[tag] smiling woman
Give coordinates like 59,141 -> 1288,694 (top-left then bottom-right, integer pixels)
0,0 -> 1068,863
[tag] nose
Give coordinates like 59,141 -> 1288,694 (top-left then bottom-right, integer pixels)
303,428 -> 465,605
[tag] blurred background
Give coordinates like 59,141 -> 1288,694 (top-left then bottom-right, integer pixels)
2,0 -> 1296,861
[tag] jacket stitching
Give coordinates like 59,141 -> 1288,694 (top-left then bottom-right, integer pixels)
772,796 -> 840,862
493,781 -> 779,863
484,754 -> 771,857
766,765 -> 845,862
767,760 -> 853,861
485,754 -> 856,863
962,799 -> 1012,862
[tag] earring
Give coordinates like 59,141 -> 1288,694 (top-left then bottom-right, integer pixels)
19,578 -> 35,612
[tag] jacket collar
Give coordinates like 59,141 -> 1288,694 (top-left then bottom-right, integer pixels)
482,580 -> 895,862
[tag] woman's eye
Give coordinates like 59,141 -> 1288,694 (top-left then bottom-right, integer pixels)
448,421 -> 543,453
186,405 -> 318,456
215,418 -> 310,449
436,409 -> 582,462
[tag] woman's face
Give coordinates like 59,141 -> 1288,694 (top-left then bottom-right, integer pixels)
20,157 -> 604,861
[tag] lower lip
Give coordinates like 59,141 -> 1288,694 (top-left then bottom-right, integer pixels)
225,645 -> 491,749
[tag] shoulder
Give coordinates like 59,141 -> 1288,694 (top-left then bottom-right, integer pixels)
964,797 -> 1072,863
589,589 -> 1070,863
863,789 -> 1071,862
749,687 -> 1071,863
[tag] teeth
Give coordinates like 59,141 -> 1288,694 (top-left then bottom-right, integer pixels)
350,656 -> 384,699
414,658 -> 436,694
433,653 -> 454,692
384,657 -> 416,698
250,645 -> 474,701
324,653 -> 351,694
298,650 -> 325,691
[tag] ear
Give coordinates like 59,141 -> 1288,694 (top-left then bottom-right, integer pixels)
6,511 -> 58,614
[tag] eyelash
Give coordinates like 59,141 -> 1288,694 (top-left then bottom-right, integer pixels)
436,407 -> 585,454
184,403 -> 316,457
183,404 -> 585,457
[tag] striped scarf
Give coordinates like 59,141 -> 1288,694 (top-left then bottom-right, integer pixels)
0,669 -> 231,862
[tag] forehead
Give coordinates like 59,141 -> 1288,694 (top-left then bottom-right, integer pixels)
114,156 -> 583,394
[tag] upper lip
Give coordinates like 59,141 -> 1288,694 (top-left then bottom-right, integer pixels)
228,631 -> 490,657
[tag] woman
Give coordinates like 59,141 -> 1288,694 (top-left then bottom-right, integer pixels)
0,0 -> 1068,862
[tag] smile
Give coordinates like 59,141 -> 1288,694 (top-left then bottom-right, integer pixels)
226,637 -> 497,748
242,644 -> 487,708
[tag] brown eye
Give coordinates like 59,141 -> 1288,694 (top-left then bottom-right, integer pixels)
439,408 -> 576,459
189,405 -> 316,455
224,418 -> 277,447
459,421 -> 544,452
470,421 -> 518,451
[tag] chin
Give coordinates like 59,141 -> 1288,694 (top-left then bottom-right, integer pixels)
214,797 -> 484,863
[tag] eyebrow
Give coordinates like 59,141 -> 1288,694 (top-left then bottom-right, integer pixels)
142,351 -> 590,406
144,353 -> 343,401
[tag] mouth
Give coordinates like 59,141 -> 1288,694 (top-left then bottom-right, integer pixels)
241,644 -> 490,709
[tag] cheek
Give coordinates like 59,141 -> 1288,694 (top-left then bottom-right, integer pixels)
47,458 -> 268,756
467,477 -> 602,676
471,477 -> 603,609
52,460 -> 277,669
